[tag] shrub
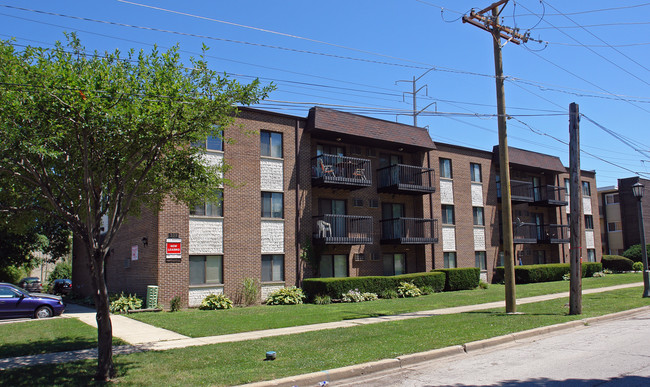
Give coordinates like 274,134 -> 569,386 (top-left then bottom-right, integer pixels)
380,289 -> 398,299
603,269 -> 613,274
313,294 -> 331,305
493,262 -> 603,284
397,282 -> 421,298
478,280 -> 489,290
109,293 -> 142,314
342,289 -> 365,303
362,292 -> 378,301
266,286 -> 305,305
593,271 -> 606,278
242,277 -> 259,306
433,268 -> 480,291
602,255 -> 634,272
199,294 -> 233,310
420,285 -> 435,295
633,262 -> 644,272
47,261 -> 72,283
622,244 -> 650,263
562,272 -> 571,281
170,296 -> 182,312
0,265 -> 29,284
302,272 -> 445,299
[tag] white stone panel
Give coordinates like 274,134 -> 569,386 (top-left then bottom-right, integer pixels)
189,218 -> 223,255
585,230 -> 595,249
442,226 -> 456,251
566,199 -> 570,214
480,271 -> 488,283
261,220 -> 284,253
202,153 -> 224,180
583,197 -> 592,215
440,180 -> 454,205
473,227 -> 486,251
188,286 -> 223,308
261,284 -> 285,302
261,158 -> 284,191
471,183 -> 484,206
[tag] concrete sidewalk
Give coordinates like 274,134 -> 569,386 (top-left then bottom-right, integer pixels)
0,282 -> 643,371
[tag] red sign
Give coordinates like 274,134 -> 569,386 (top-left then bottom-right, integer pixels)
166,238 -> 182,260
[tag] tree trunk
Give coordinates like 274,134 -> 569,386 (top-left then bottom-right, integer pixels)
92,252 -> 115,381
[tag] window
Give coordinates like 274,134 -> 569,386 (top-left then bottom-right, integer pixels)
353,253 -> 366,261
585,215 -> 594,230
193,128 -> 224,151
317,144 -> 344,156
496,175 -> 501,198
587,249 -> 596,262
261,254 -> 284,282
353,198 -> 364,207
608,221 -> 622,232
470,163 -> 482,182
475,251 -> 487,270
497,252 -> 504,267
582,181 -> 591,196
605,193 -> 619,204
261,192 -> 283,218
261,131 -> 283,158
320,254 -> 348,278
368,199 -> 379,208
444,252 -> 457,268
564,178 -> 570,194
190,190 -> 223,217
535,251 -> 546,265
189,255 -> 223,285
473,207 -> 484,226
442,205 -> 455,225
383,253 -> 406,276
439,158 -> 452,179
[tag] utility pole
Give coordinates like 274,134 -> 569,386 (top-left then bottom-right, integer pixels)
463,0 -> 529,313
396,68 -> 437,127
569,102 -> 582,315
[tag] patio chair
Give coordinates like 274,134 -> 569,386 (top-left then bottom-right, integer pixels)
319,159 -> 335,177
316,220 -> 332,238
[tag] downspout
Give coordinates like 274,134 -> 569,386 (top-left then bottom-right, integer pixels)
427,150 -> 435,270
295,119 -> 301,287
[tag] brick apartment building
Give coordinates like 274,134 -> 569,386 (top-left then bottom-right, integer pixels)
598,177 -> 650,256
73,107 -> 601,307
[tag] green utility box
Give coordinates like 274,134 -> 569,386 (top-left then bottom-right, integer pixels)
146,285 -> 159,309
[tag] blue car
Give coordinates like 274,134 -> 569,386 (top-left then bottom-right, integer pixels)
0,282 -> 65,319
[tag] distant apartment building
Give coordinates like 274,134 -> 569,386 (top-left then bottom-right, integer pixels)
73,107 -> 601,307
598,177 -> 650,256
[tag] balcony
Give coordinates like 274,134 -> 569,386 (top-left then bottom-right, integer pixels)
512,223 -> 570,244
313,214 -> 373,245
532,185 -> 568,207
377,164 -> 436,195
538,224 -> 570,244
513,222 -> 537,244
380,218 -> 439,244
311,154 -> 372,190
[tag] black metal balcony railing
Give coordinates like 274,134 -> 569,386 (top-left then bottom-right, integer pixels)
538,224 -> 570,243
311,154 -> 372,189
510,180 -> 534,203
377,164 -> 436,194
533,185 -> 568,207
380,218 -> 439,244
513,222 -> 538,244
312,214 -> 373,245
512,222 -> 570,244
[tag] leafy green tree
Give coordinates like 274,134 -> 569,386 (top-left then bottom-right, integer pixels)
622,244 -> 650,263
0,35 -> 272,381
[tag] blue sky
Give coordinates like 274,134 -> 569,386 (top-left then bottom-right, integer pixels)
2,0 -> 650,188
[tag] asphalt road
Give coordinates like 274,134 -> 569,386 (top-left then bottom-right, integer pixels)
337,310 -> 650,386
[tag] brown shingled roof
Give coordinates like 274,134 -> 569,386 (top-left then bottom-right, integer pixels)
493,145 -> 566,173
307,107 -> 436,151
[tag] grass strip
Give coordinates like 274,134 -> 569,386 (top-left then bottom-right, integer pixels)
129,273 -> 643,337
2,286 -> 648,386
0,318 -> 126,359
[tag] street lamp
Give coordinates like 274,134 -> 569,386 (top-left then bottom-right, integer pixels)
631,182 -> 650,298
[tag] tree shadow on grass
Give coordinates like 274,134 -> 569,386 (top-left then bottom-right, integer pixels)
463,310 -> 570,317
430,375 -> 650,386
0,337 -> 123,359
0,359 -> 136,387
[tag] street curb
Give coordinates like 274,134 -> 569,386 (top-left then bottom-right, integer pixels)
242,305 -> 650,387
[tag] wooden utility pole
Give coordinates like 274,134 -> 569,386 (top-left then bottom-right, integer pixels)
463,0 -> 528,313
569,102 -> 582,314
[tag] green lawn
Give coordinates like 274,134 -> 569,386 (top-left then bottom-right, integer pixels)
0,318 -> 125,359
128,273 -> 644,337
2,287 -> 648,386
